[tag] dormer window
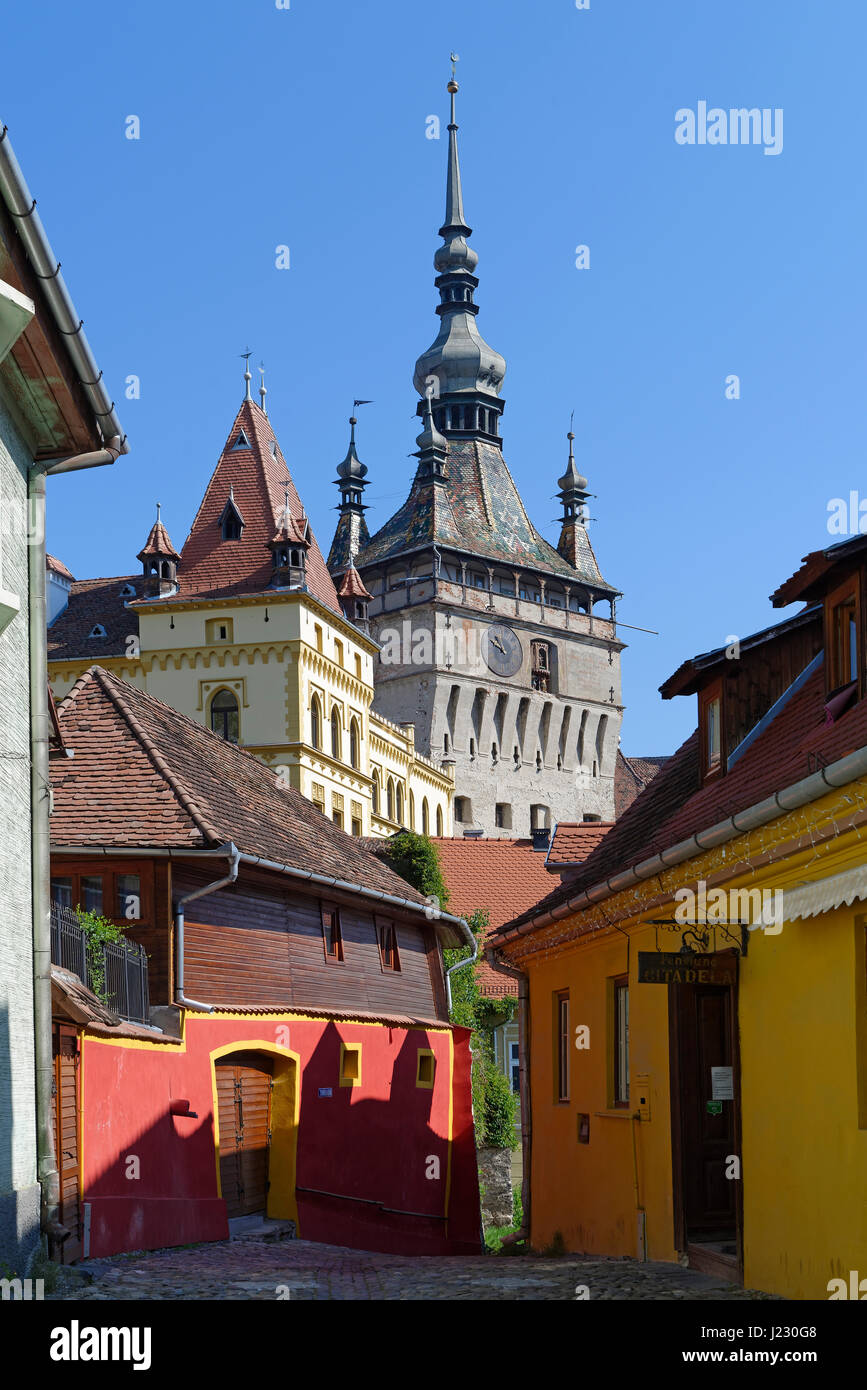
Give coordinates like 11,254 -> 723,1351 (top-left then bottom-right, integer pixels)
218,492 -> 245,541
699,676 -> 724,780
826,574 -> 861,699
229,430 -> 251,452
119,583 -> 136,599
88,624 -> 107,639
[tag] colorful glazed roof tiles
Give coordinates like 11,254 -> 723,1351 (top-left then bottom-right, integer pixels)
358,437 -> 615,590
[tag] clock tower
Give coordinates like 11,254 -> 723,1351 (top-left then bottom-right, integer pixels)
328,71 -> 624,838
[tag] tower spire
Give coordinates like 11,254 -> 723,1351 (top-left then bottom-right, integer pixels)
442,54 -> 470,238
413,61 -> 506,444
556,419 -> 593,568
325,412 -> 372,578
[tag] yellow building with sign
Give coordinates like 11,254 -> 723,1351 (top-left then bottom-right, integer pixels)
488,535 -> 867,1299
47,390 -> 452,840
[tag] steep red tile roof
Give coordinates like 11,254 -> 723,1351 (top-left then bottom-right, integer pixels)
176,398 -> 340,613
338,565 -> 372,601
546,822 -> 613,867
432,837 -> 556,994
493,658 -> 867,939
137,519 -> 180,560
52,666 -> 431,907
47,574 -> 143,661
46,553 -> 75,581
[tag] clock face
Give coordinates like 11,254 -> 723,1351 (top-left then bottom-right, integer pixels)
483,623 -> 523,678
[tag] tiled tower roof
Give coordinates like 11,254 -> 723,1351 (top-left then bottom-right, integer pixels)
177,397 -> 340,613
357,436 -> 613,589
136,518 -> 180,562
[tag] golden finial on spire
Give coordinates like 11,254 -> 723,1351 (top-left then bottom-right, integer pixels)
448,51 -> 459,94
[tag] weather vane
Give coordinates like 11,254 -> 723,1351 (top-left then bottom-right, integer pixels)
450,52 -> 459,80
240,347 -> 252,400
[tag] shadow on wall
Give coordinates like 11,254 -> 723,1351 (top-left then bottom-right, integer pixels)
78,1018 -> 480,1260
0,1002 -> 41,1275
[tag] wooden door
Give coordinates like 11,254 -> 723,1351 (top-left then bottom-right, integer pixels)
677,982 -> 737,1239
51,1023 -> 82,1262
216,1053 -> 273,1218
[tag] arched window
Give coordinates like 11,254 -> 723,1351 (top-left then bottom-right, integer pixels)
372,769 -> 380,813
409,791 -> 416,830
436,806 -> 443,836
210,689 -> 239,743
387,778 -> 395,821
331,707 -> 342,760
310,695 -> 322,750
350,718 -> 360,769
422,798 -> 429,834
396,783 -> 404,825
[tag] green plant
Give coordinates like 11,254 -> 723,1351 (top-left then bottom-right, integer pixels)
479,1050 -> 518,1149
380,830 -> 450,910
75,908 -> 128,1004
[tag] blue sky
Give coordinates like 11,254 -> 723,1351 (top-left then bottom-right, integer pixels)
4,1 -> 864,754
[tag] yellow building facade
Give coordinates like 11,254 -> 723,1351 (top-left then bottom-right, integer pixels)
490,537 -> 867,1299
47,393 -> 453,840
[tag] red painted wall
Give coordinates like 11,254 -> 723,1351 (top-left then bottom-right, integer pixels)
81,1014 -> 480,1258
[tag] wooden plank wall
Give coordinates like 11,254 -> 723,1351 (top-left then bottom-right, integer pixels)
724,618 -> 823,755
175,866 -> 443,1018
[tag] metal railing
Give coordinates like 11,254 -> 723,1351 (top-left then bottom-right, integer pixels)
50,902 -> 150,1024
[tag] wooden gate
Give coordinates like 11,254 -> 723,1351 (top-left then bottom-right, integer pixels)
51,1022 -> 82,1262
215,1052 -> 273,1218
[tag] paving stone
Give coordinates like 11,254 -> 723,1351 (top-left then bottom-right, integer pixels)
45,1237 -> 779,1301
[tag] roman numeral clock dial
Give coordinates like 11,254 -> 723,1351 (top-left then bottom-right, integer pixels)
483,623 -> 522,678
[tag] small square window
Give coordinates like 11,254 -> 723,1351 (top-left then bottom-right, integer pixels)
340,1042 -> 361,1087
416,1049 -> 436,1088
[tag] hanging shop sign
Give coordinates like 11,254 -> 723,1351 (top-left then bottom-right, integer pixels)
637,951 -> 738,985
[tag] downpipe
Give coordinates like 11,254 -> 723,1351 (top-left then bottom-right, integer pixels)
29,439 -> 123,1255
174,843 -> 240,1011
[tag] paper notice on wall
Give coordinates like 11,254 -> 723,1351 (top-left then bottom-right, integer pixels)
711,1066 -> 734,1101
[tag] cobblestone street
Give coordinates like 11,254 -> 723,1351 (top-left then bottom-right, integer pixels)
48,1238 -> 778,1301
